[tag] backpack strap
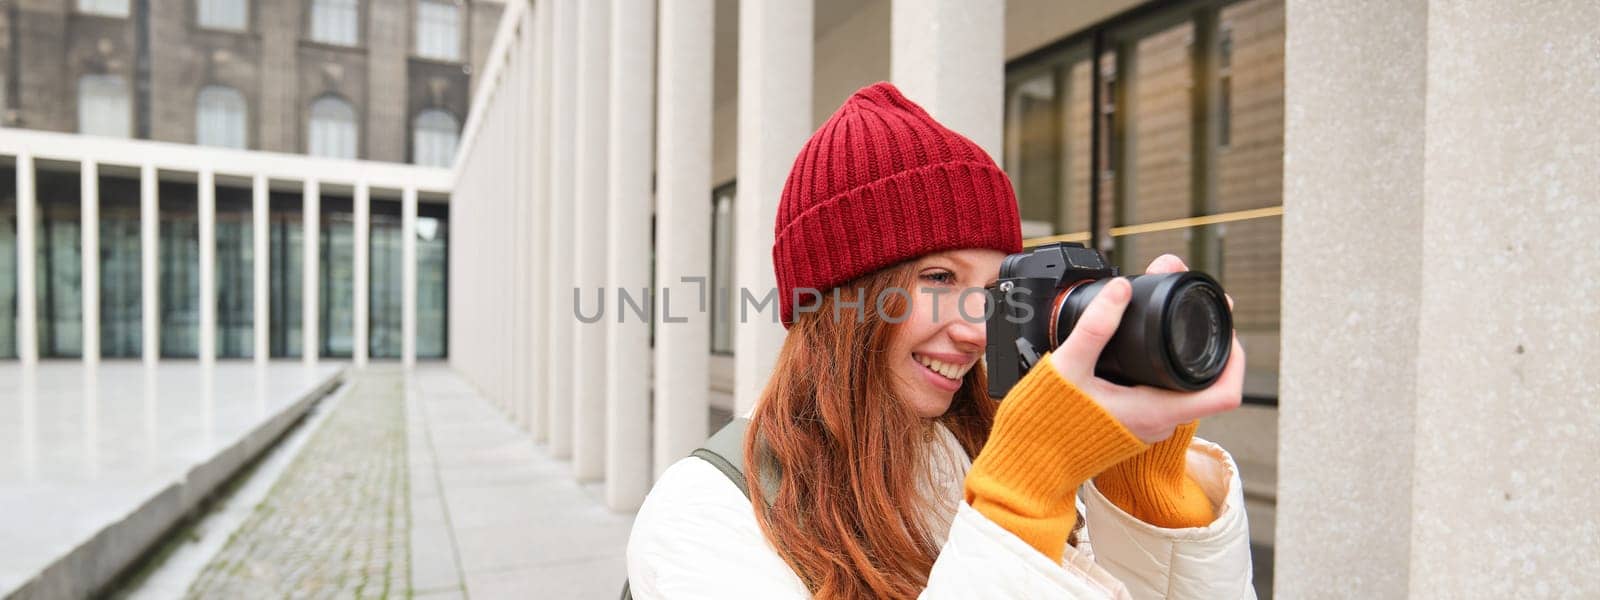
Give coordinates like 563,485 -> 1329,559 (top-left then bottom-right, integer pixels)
689,417 -> 779,505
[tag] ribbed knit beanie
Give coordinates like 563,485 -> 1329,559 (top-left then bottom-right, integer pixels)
773,81 -> 1023,326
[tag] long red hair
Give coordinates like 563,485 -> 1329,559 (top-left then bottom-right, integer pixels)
744,261 -> 998,598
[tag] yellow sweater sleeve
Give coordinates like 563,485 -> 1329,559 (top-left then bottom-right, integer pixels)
1093,421 -> 1217,529
963,355 -> 1145,563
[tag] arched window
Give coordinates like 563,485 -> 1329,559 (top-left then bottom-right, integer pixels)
197,85 -> 248,149
308,95 -> 358,159
415,0 -> 461,61
77,74 -> 131,138
310,0 -> 358,46
412,109 -> 459,167
77,0 -> 129,17
198,0 -> 248,30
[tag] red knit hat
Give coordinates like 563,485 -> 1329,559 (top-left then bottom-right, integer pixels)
773,81 -> 1023,326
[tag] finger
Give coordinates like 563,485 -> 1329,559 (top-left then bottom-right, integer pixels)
1052,278 -> 1132,378
1144,254 -> 1189,275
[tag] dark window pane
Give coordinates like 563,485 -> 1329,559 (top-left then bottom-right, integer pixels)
320,195 -> 354,358
216,185 -> 253,358
416,201 -> 448,359
160,180 -> 199,358
369,198 -> 403,359
0,161 -> 17,358
100,173 -> 142,357
37,166 -> 82,358
269,190 -> 303,358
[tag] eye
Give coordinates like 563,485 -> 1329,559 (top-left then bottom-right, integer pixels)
920,269 -> 956,285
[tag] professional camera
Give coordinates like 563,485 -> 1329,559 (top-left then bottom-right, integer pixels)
984,242 -> 1232,398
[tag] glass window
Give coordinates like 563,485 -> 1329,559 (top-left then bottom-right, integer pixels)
308,95 -> 358,159
35,167 -> 82,358
412,109 -> 459,167
198,0 -> 248,30
77,0 -> 130,17
216,186 -> 253,358
1004,70 -> 1062,238
99,173 -> 142,357
369,198 -> 402,359
320,194 -> 354,358
310,0 -> 359,46
269,190 -> 303,358
197,85 -> 249,149
0,162 -> 16,358
78,74 -> 131,138
416,0 -> 462,61
709,183 -> 735,355
416,201 -> 448,359
160,180 -> 200,358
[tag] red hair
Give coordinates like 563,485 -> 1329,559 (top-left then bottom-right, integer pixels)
744,262 -> 998,598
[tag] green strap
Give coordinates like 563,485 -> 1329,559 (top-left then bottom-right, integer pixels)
690,417 -> 779,505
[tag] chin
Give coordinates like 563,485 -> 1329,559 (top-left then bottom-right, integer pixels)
911,394 -> 956,419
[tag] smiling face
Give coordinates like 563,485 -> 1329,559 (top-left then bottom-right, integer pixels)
883,248 -> 1007,418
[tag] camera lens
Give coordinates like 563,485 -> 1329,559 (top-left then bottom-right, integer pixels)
1054,271 -> 1232,391
1166,281 -> 1227,382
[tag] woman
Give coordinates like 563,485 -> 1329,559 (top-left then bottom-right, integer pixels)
627,82 -> 1254,599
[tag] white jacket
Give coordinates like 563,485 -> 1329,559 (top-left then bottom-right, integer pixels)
626,423 -> 1256,599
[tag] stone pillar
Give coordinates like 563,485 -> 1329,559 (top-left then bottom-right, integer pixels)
890,0 -> 1005,159
545,0 -> 579,458
402,187 -> 417,368
1278,1 -> 1600,597
141,163 -> 159,366
653,0 -> 714,477
80,161 -> 100,364
603,0 -> 656,510
571,0 -> 612,480
15,154 -> 34,364
198,168 -> 216,366
528,0 -> 554,441
302,180 -> 320,365
253,174 -> 269,364
354,181 -> 370,366
734,0 -> 811,416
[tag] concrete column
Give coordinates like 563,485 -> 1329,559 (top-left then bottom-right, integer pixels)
570,0 -> 611,479
511,23 -> 530,429
198,168 -> 216,366
1279,1 -> 1600,597
603,0 -> 655,510
140,163 -> 158,366
253,175 -> 269,364
302,180 -> 320,365
354,181 -> 370,366
402,187 -> 417,368
653,0 -> 713,477
546,0 -> 578,457
527,0 -> 553,441
890,0 -> 1004,160
15,153 -> 36,364
80,161 -> 99,364
734,0 -> 811,415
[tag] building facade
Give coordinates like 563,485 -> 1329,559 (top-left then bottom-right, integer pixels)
0,0 -> 504,165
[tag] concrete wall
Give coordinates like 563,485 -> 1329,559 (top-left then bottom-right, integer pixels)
1279,0 -> 1600,597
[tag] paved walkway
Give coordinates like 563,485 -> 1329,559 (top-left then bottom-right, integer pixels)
170,365 -> 633,599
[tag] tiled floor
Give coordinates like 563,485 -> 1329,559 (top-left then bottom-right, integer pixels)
407,366 -> 634,599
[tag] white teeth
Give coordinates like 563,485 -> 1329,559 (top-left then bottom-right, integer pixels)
916,354 -> 971,380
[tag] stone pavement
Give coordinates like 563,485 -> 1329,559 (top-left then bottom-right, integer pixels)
171,365 -> 633,599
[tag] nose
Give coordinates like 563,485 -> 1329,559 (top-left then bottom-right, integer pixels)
947,289 -> 987,352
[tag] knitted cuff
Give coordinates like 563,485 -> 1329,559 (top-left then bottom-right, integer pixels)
1094,421 -> 1218,529
964,354 -> 1146,563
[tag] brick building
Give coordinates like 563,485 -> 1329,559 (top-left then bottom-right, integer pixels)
0,0 -> 504,165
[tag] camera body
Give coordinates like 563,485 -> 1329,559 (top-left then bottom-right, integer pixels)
984,242 -> 1233,399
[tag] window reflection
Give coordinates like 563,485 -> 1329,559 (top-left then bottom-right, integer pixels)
416,201 -> 448,359
320,195 -> 354,358
160,180 -> 199,358
216,185 -> 253,358
1,162 -> 16,358
100,173 -> 142,357
369,198 -> 403,359
36,166 -> 82,358
269,190 -> 303,358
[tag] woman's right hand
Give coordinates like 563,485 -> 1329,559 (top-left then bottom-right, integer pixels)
1048,256 -> 1246,444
